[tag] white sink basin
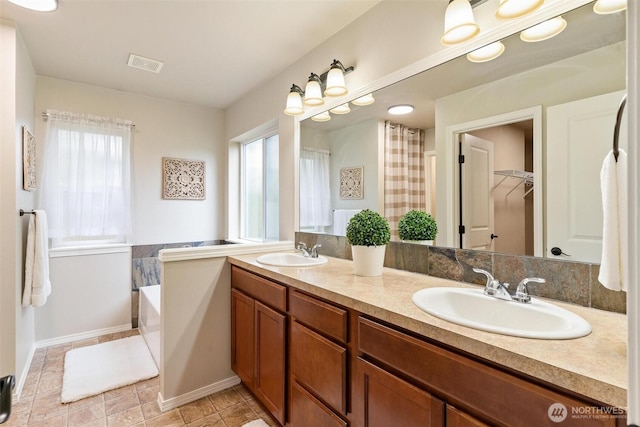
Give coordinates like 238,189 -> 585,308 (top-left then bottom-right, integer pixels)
256,252 -> 328,267
412,287 -> 591,339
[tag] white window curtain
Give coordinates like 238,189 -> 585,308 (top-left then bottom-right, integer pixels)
384,122 -> 425,239
299,147 -> 332,229
39,110 -> 132,248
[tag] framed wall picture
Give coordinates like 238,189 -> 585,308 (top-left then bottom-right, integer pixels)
23,126 -> 36,191
162,157 -> 206,200
339,166 -> 364,199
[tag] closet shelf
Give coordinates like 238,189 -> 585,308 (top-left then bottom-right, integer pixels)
492,169 -> 534,199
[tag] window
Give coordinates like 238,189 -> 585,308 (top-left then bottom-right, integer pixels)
241,133 -> 279,241
40,111 -> 132,248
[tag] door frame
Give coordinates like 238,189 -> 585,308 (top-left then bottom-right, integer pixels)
443,106 -> 543,257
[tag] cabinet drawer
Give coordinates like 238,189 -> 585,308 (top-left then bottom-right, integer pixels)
291,320 -> 347,414
358,317 -> 615,427
290,290 -> 348,342
231,266 -> 286,312
291,381 -> 347,427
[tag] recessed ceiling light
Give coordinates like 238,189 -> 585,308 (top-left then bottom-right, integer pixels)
388,105 -> 414,115
7,0 -> 57,12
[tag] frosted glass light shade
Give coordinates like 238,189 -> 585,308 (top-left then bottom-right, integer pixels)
496,0 -> 544,20
388,105 -> 414,115
330,103 -> 351,115
304,76 -> 324,106
7,0 -> 57,11
520,16 -> 567,42
593,0 -> 626,14
467,42 -> 505,63
325,68 -> 348,97
352,93 -> 375,106
441,0 -> 480,45
311,111 -> 331,122
284,90 -> 304,116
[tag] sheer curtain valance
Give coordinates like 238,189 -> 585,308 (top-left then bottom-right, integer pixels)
39,110 -> 133,248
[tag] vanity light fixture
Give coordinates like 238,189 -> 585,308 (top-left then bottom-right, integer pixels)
304,73 -> 324,106
311,111 -> 331,122
520,16 -> 567,42
283,59 -> 355,116
467,41 -> 505,63
593,0 -> 626,14
352,93 -> 375,106
284,85 -> 305,116
324,60 -> 350,97
441,0 -> 481,45
330,103 -> 351,115
388,105 -> 414,115
495,0 -> 544,20
7,0 -> 57,11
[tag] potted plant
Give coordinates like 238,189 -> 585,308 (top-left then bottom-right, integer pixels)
398,210 -> 437,245
346,209 -> 391,276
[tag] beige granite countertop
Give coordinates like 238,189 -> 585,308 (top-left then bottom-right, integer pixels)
228,252 -> 628,408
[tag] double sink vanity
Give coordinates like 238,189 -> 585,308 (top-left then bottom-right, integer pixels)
228,251 -> 627,427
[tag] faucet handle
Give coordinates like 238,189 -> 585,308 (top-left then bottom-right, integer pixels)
514,277 -> 545,303
473,268 -> 495,287
297,242 -> 308,250
310,244 -> 322,258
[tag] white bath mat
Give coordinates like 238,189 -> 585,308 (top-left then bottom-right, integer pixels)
242,420 -> 270,427
61,335 -> 158,403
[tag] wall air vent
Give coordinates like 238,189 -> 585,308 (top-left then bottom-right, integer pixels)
127,53 -> 164,74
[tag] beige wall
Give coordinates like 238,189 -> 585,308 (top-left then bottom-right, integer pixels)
0,20 -> 37,394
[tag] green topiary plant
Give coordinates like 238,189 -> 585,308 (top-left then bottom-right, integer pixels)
346,209 -> 391,247
398,210 -> 438,241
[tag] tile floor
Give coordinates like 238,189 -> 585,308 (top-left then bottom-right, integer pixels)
5,330 -> 279,427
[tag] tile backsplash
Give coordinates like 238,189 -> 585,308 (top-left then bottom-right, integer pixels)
296,232 -> 626,314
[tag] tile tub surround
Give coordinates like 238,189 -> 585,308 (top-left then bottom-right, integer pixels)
296,232 -> 626,314
130,240 -> 231,327
228,253 -> 628,409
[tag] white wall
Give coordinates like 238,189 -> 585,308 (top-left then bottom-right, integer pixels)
330,119 -> 381,212
35,77 -> 226,245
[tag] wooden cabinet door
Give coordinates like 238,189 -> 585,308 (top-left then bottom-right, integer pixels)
254,301 -> 287,425
231,289 -> 254,389
358,358 -> 445,427
446,405 -> 490,427
291,381 -> 347,427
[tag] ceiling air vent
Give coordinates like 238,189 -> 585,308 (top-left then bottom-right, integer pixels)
127,53 -> 164,74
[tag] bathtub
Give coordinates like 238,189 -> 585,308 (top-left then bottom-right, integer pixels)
139,285 -> 160,369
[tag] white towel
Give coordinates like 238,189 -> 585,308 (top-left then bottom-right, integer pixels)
22,210 -> 52,307
333,209 -> 362,237
598,149 -> 628,291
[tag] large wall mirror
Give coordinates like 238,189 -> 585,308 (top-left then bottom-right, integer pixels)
298,1 -> 626,264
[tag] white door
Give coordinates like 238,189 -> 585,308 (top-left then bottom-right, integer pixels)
546,90 -> 627,263
460,134 -> 495,251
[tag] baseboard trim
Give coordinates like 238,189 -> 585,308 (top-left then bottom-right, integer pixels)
35,323 -> 133,348
157,376 -> 241,412
13,344 -> 37,401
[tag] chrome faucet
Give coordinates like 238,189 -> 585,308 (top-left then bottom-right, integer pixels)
296,242 -> 322,258
513,277 -> 545,304
473,268 -> 513,301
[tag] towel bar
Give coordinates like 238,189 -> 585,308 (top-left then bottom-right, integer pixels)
19,209 -> 35,216
613,93 -> 627,162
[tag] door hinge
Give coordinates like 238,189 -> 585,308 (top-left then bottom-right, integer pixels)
458,154 -> 465,164
459,225 -> 466,234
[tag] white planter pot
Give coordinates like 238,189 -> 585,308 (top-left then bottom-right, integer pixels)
402,240 -> 434,246
351,245 -> 387,277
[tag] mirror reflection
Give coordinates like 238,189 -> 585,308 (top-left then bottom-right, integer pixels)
299,1 -> 626,263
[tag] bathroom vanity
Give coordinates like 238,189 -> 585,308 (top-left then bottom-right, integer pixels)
229,253 -> 627,427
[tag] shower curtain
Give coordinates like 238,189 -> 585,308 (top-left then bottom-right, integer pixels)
384,122 -> 425,239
